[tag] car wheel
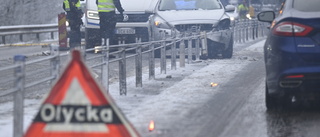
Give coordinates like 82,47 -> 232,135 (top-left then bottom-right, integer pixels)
85,28 -> 101,49
154,48 -> 161,58
200,54 -> 208,60
222,37 -> 233,59
265,82 -> 277,110
207,41 -> 216,59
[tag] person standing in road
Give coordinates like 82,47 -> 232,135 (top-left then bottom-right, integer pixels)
63,0 -> 83,49
248,4 -> 255,18
96,0 -> 124,46
238,0 -> 249,19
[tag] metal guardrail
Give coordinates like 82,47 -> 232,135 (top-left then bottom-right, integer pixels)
0,19 -> 269,137
0,24 -> 58,44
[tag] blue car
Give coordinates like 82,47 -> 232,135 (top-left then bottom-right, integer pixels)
257,0 -> 320,109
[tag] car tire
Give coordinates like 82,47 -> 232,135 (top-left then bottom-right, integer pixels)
207,44 -> 218,59
222,36 -> 233,59
85,28 -> 101,49
265,82 -> 277,110
154,48 -> 161,58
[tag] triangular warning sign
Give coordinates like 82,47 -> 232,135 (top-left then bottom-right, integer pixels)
24,50 -> 140,137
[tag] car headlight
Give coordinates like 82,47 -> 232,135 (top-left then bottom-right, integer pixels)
230,16 -> 235,21
66,20 -> 69,27
87,10 -> 99,19
246,14 -> 252,20
153,17 -> 171,29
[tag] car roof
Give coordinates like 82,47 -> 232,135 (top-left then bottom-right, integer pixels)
280,0 -> 320,19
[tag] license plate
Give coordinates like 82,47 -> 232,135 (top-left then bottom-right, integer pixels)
115,28 -> 135,34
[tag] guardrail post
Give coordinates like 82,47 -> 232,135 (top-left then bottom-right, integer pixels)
195,35 -> 200,60
19,34 -> 23,42
171,38 -> 177,70
187,34 -> 192,63
254,20 -> 258,40
50,45 -> 60,85
135,38 -> 142,87
237,21 -> 241,43
179,38 -> 185,68
102,38 -> 110,92
256,21 -> 259,39
51,32 -> 54,39
36,33 -> 40,41
160,33 -> 166,74
257,22 -> 260,38
250,20 -> 253,40
238,20 -> 241,43
149,42 -> 155,80
13,55 -> 26,137
262,22 -> 266,37
201,32 -> 208,57
119,46 -> 127,95
246,19 -> 249,41
260,22 -> 264,37
2,36 -> 5,44
253,20 -> 256,40
242,20 -> 246,43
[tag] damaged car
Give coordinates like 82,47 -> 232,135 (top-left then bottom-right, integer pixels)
149,0 -> 235,59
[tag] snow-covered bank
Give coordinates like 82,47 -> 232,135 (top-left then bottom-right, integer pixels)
0,0 -> 64,26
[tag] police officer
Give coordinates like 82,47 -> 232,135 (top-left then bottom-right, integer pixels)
63,0 -> 83,49
96,0 -> 124,45
238,0 -> 249,19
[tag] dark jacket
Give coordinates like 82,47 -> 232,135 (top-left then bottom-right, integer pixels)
63,0 -> 83,20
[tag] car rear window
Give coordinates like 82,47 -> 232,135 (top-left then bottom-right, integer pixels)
293,0 -> 320,12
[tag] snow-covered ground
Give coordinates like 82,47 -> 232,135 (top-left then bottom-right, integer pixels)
0,39 -> 266,137
0,0 -> 63,26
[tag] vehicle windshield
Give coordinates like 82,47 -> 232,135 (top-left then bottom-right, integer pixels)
159,0 -> 222,11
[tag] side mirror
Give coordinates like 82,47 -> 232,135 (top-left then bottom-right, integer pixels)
257,11 -> 275,23
225,5 -> 235,12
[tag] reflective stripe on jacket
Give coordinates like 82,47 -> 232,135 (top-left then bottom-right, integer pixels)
97,0 -> 115,12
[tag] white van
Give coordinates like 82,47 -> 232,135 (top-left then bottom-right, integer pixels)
82,0 -> 158,49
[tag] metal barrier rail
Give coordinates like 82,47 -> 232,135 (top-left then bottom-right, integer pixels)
0,19 -> 269,137
0,24 -> 58,44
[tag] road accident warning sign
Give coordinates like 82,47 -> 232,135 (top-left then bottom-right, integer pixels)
24,50 -> 140,137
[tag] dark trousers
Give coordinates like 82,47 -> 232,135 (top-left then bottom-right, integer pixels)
99,11 -> 116,45
69,19 -> 81,48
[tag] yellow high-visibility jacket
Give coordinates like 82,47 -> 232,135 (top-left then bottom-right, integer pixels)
97,0 -> 116,12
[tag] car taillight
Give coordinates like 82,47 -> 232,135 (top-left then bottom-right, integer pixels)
285,74 -> 304,79
272,22 -> 313,36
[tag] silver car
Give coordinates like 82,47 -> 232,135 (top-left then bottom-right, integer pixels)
149,0 -> 235,59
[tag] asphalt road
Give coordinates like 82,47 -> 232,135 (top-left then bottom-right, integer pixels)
2,40 -> 320,137
0,45 -> 50,61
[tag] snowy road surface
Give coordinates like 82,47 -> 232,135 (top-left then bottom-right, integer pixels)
2,39 -> 320,137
